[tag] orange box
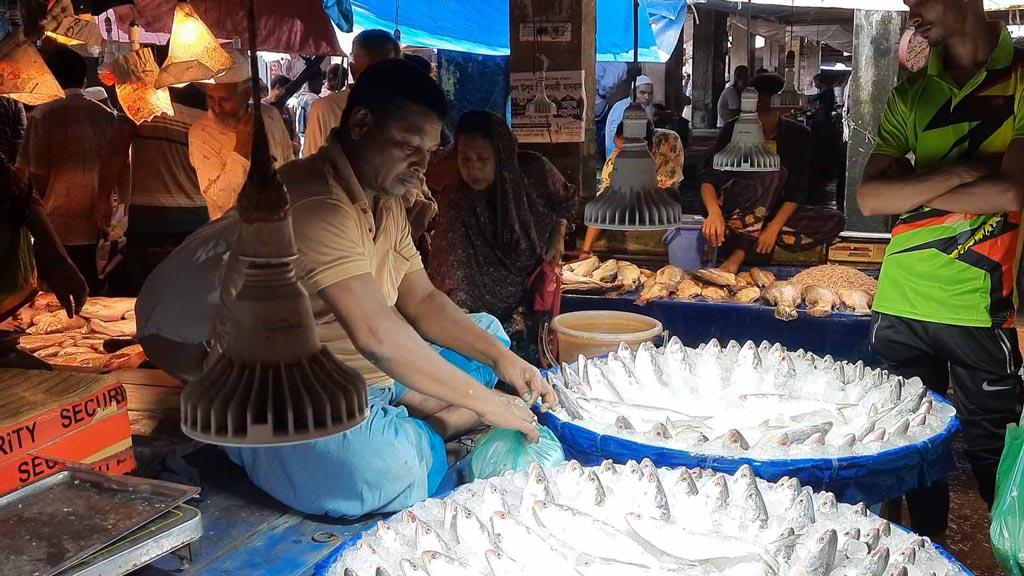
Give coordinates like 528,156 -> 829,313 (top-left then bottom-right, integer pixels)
0,370 -> 127,465
0,410 -> 134,495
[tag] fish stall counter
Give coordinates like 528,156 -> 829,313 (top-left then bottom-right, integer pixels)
561,294 -> 877,364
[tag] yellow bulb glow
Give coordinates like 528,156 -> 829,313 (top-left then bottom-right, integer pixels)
155,2 -> 232,89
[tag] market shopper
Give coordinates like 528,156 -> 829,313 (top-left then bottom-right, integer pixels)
426,110 -> 578,364
292,69 -> 323,152
137,59 -> 555,518
17,47 -> 115,293
717,65 -> 749,128
303,29 -> 400,157
101,85 -> 209,293
189,51 -> 294,220
858,0 -> 1024,537
604,75 -> 655,158
580,120 -> 684,256
701,73 -> 845,273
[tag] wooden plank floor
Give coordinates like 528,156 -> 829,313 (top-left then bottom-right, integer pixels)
116,369 -> 377,576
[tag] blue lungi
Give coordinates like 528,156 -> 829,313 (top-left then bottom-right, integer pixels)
223,313 -> 509,518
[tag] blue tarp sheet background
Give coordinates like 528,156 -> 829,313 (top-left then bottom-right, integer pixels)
339,0 -> 687,61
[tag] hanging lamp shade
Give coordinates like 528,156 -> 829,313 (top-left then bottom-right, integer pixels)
181,0 -> 369,447
112,24 -> 174,124
773,51 -> 804,109
0,28 -> 65,106
584,103 -> 685,230
43,0 -> 104,47
713,88 -> 781,172
155,1 -> 232,89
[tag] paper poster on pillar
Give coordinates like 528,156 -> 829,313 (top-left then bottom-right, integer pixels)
509,70 -> 586,144
519,22 -> 572,42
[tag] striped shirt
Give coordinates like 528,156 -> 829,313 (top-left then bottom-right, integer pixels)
130,103 -> 205,209
17,90 -> 115,246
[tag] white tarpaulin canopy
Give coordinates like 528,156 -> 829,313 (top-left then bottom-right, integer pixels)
697,0 -> 1024,9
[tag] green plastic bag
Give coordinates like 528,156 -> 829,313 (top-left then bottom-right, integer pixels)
991,421 -> 1024,576
469,425 -> 565,480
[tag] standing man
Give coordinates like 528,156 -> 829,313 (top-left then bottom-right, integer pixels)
293,70 -> 324,154
303,29 -> 400,157
100,85 -> 209,292
137,59 -> 553,518
17,47 -> 115,292
717,65 -> 749,128
604,75 -> 656,158
858,0 -> 1024,538
189,51 -> 294,220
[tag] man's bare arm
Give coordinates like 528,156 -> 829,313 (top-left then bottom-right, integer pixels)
928,140 -> 1024,214
395,269 -> 557,411
318,273 -> 542,440
857,154 -> 988,216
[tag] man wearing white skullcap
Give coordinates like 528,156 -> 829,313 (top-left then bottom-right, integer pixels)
603,75 -> 655,159
188,50 -> 294,220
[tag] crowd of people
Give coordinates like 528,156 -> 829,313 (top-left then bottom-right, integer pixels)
2,0 -> 1018,543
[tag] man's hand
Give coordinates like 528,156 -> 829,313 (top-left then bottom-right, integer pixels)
702,211 -> 726,247
233,114 -> 255,159
475,389 -> 542,443
756,223 -> 781,254
33,238 -> 88,318
492,351 -> 558,412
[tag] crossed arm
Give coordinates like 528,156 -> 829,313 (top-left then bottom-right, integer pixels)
857,139 -> 1024,216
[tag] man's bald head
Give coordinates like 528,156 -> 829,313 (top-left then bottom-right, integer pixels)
351,29 -> 401,80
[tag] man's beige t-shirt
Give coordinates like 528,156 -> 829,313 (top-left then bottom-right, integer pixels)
280,130 -> 423,387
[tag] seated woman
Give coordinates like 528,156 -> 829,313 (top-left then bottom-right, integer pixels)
701,73 -> 845,274
580,121 -> 684,255
426,111 -> 578,365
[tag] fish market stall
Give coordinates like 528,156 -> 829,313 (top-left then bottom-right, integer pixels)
540,339 -> 958,506
562,264 -> 879,362
317,461 -> 974,576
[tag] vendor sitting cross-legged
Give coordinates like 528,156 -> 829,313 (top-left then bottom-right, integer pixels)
700,73 -> 845,273
135,59 -> 556,519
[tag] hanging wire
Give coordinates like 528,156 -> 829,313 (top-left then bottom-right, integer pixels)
394,0 -> 400,43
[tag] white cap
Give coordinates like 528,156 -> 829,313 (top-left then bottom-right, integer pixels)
83,86 -> 108,101
212,49 -> 251,85
635,75 -> 654,87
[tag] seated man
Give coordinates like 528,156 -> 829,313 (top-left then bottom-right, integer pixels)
701,73 -> 845,273
136,59 -> 554,519
581,120 -> 683,255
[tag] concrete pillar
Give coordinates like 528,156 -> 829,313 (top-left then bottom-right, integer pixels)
691,7 -> 729,129
844,10 -> 904,233
509,0 -> 597,201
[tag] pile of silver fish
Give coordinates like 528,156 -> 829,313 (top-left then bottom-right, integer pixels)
331,461 -> 967,576
547,339 -> 955,457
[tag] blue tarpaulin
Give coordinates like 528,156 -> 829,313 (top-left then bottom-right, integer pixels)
341,0 -> 687,62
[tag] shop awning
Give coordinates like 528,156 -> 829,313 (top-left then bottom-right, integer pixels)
696,0 -> 1023,10
111,0 -> 343,54
345,0 -> 688,62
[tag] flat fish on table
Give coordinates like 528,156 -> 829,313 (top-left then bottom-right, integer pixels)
701,285 -> 731,301
616,262 -> 643,292
79,298 -> 136,322
732,286 -> 762,304
654,265 -> 686,286
17,333 -> 69,352
636,283 -> 672,306
802,285 -> 839,318
591,260 -> 620,283
735,271 -> 755,288
694,268 -> 737,287
88,318 -> 137,338
749,268 -> 776,288
763,281 -> 802,321
566,256 -> 601,277
26,312 -> 88,335
674,278 -> 702,300
839,289 -> 874,316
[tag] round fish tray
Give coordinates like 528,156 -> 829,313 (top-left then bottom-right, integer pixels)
538,377 -> 959,507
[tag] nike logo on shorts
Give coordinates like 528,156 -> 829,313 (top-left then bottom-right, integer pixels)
982,381 -> 1013,392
